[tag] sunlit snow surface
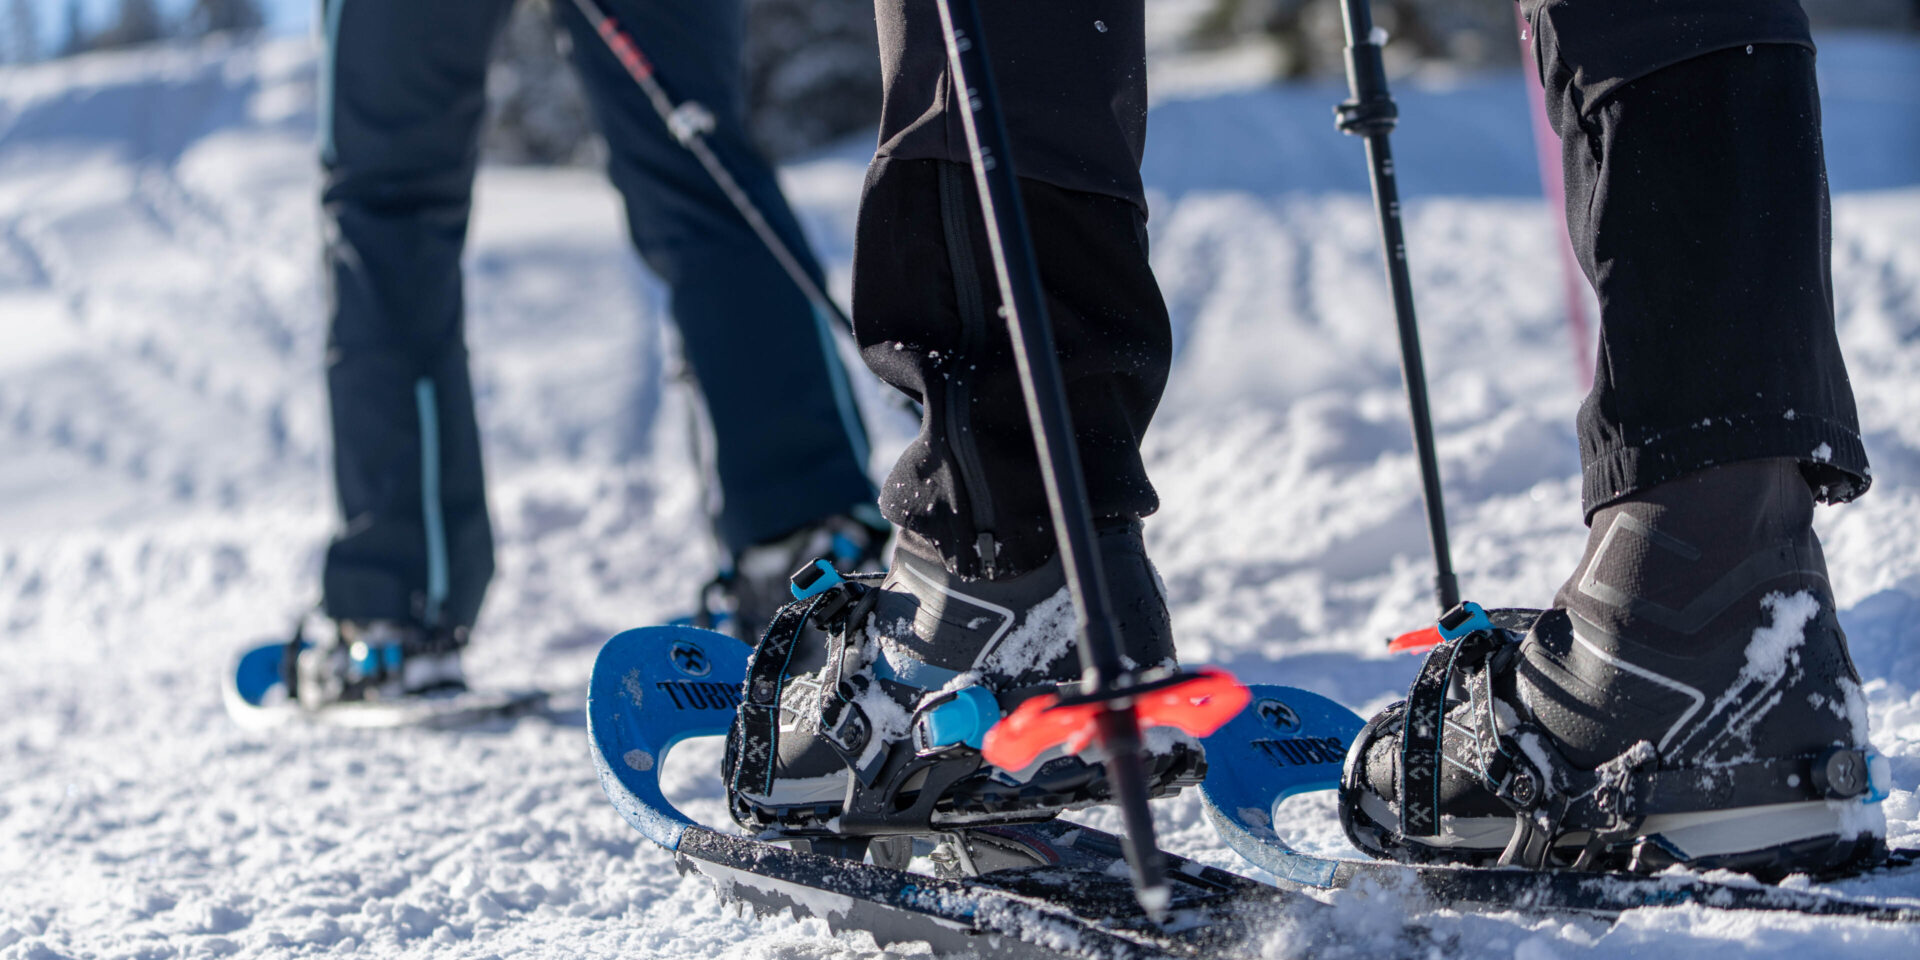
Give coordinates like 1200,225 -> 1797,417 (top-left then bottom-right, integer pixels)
3,32 -> 1920,960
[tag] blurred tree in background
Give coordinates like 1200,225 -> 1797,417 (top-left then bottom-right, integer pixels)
1802,0 -> 1917,29
188,0 -> 263,35
483,0 -> 881,165
92,0 -> 165,50
484,0 -> 601,165
45,0 -> 262,55
57,0 -> 86,55
6,0 -> 1909,149
2,0 -> 39,63
740,0 -> 882,159
1191,0 -> 1915,79
1190,0 -> 1518,77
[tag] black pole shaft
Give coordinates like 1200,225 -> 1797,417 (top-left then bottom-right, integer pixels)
930,0 -> 1171,919
1337,0 -> 1460,613
567,0 -> 857,338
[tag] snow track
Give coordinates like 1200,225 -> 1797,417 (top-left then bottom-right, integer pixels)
3,33 -> 1919,960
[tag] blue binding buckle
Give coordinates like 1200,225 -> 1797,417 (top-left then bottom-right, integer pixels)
1866,753 -> 1894,804
921,687 -> 1001,750
790,559 -> 846,601
1436,601 -> 1494,642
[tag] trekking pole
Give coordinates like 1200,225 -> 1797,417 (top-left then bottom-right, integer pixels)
1335,0 -> 1460,613
931,0 -> 1182,921
566,0 -> 855,338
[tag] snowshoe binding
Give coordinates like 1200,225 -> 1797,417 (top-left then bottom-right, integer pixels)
722,520 -> 1207,839
293,618 -> 468,709
1341,459 -> 1889,879
224,613 -> 544,730
692,507 -> 892,643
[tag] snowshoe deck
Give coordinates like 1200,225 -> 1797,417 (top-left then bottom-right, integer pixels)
224,640 -> 548,731
1200,682 -> 1920,925
586,625 -> 1336,959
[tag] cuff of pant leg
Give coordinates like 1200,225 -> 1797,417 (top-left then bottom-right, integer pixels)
322,567 -> 423,627
714,459 -> 878,556
1581,414 -> 1871,521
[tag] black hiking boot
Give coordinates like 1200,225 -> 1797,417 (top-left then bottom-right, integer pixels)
723,520 -> 1206,837
1340,459 -> 1887,878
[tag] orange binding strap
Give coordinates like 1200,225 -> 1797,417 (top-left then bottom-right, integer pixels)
980,668 -> 1251,772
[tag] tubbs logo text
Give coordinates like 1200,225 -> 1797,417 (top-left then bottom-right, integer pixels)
1253,736 -> 1345,767
655,681 -> 741,711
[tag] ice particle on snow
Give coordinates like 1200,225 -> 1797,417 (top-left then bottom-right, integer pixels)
394,904 -> 436,939
471,893 -> 507,921
195,904 -> 249,935
1515,936 -> 1563,960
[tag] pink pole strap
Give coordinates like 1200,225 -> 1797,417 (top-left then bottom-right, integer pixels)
1517,6 -> 1595,390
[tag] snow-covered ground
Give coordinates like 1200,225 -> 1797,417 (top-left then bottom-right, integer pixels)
3,30 -> 1919,960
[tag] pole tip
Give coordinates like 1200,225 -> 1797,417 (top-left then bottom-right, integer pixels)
1137,882 -> 1172,924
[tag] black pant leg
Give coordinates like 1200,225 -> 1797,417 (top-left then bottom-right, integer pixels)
870,0 -> 1149,208
852,158 -> 1170,579
1526,0 -> 1870,518
319,0 -> 515,630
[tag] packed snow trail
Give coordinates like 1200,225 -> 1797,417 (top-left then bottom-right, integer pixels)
3,33 -> 1920,960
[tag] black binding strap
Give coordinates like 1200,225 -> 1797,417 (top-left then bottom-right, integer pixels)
726,596 -> 824,817
1399,621 -> 1507,836
725,573 -> 886,827
1398,638 -> 1460,836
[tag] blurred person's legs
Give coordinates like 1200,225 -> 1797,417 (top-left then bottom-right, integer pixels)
315,0 -> 886,699
1341,0 -> 1881,876
556,0 -> 883,639
318,0 -> 512,693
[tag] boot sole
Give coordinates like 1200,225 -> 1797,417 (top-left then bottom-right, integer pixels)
1351,789 -> 1888,880
742,741 -> 1209,835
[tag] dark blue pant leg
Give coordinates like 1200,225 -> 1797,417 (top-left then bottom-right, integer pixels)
556,0 -> 876,555
319,0 -> 515,631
